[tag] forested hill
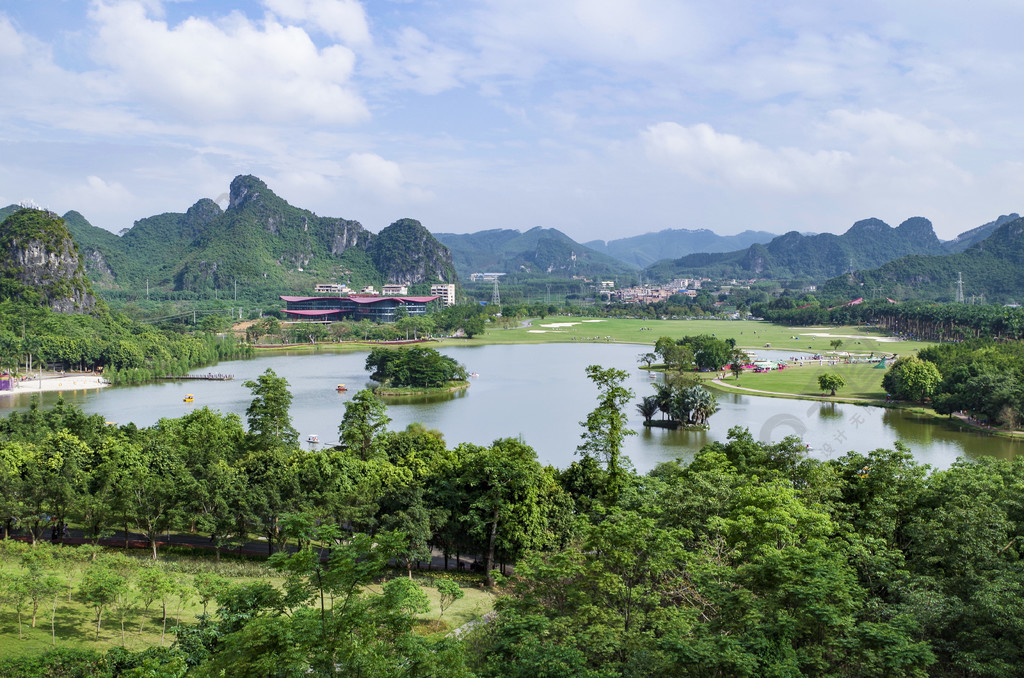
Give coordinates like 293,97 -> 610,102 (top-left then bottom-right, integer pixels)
643,216 -> 948,282
435,226 -> 635,279
2,175 -> 457,300
822,215 -> 1024,302
943,212 -> 1020,252
584,227 -> 778,268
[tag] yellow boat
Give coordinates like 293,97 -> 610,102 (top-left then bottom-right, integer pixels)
183,394 -> 194,402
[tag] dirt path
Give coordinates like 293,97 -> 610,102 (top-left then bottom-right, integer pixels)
711,377 -> 883,403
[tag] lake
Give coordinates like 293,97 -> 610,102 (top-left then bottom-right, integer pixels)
2,343 -> 1019,472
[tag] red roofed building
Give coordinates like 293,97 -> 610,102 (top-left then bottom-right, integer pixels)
280,295 -> 439,323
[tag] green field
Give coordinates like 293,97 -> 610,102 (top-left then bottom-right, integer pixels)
0,547 -> 495,660
448,316 -> 934,355
715,362 -> 890,401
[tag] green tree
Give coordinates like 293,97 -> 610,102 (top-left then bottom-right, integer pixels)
818,372 -> 847,396
78,566 -> 128,636
882,356 -> 942,402
577,365 -> 636,503
435,578 -> 464,629
339,389 -> 391,460
243,368 -> 299,448
456,439 -> 547,586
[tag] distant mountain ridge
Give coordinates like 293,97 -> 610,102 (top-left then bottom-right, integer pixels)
642,216 -> 961,282
584,228 -> 779,268
434,227 -> 635,280
16,175 -> 457,297
823,216 -> 1024,303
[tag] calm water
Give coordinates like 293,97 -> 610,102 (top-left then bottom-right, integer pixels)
2,343 -> 1019,472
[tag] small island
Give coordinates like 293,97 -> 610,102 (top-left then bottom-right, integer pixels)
364,345 -> 470,397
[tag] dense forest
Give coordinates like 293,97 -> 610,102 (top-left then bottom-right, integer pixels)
0,364 -> 1023,676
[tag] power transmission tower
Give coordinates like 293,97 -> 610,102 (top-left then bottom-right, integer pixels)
955,272 -> 965,303
491,278 -> 501,313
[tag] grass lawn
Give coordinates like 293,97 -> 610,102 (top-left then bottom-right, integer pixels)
719,362 -> 890,401
444,316 -> 935,355
0,547 -> 495,660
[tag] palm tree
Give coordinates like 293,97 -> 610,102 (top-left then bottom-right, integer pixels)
636,396 -> 659,424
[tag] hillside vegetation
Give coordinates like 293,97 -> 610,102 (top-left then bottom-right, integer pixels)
823,216 -> 1024,303
22,176 -> 457,303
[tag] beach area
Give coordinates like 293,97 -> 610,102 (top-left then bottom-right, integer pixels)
0,372 -> 110,397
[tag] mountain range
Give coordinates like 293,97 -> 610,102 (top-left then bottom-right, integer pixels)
3,175 -> 1022,304
641,214 -> 1021,283
2,176 -> 457,299
822,215 -> 1024,303
584,228 -> 778,269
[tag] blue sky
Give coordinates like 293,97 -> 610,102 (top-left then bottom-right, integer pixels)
1,0 -> 1022,242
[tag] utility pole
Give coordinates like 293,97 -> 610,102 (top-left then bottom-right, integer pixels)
955,272 -> 965,303
234,279 -> 237,301
491,278 -> 501,313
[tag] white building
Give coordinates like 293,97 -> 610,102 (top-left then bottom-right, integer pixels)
382,284 -> 409,295
430,283 -> 456,306
314,283 -> 352,294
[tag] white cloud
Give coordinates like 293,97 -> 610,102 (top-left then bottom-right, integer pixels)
263,0 -> 371,45
642,122 -> 852,192
820,109 -> 973,153
0,15 -> 26,58
87,1 -> 368,125
345,152 -> 431,202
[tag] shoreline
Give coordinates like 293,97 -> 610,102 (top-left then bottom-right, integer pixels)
0,373 -> 110,397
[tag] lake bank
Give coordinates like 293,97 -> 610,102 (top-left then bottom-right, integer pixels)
0,372 -> 109,397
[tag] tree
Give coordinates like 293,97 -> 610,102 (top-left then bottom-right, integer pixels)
882,356 -> 942,402
818,372 -> 847,396
830,338 -> 845,353
456,439 -> 547,587
194,572 -> 230,618
636,395 -> 659,424
463,316 -> 486,338
339,389 -> 391,460
637,352 -> 657,369
577,365 -> 636,503
435,578 -> 464,629
78,566 -> 128,636
243,368 -> 298,448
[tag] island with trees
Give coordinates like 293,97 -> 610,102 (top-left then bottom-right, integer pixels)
364,345 -> 470,396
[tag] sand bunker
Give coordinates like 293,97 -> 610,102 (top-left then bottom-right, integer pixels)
801,332 -> 899,343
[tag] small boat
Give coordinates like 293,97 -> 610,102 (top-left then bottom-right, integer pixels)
336,384 -> 348,392
470,372 -> 479,378
307,434 -> 319,444
183,394 -> 194,402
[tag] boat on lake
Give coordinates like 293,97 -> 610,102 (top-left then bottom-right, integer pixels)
336,384 -> 348,392
183,394 -> 194,402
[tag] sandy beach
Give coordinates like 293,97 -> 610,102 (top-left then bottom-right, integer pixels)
1,373 -> 110,397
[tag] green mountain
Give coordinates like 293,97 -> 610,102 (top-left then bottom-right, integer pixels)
584,228 -> 779,268
14,175 -> 457,299
434,226 -> 635,280
822,216 -> 1024,303
942,213 -> 1020,253
643,217 -> 947,282
0,208 -> 99,313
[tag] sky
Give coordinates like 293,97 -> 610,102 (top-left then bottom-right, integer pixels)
1,1 -> 1023,243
